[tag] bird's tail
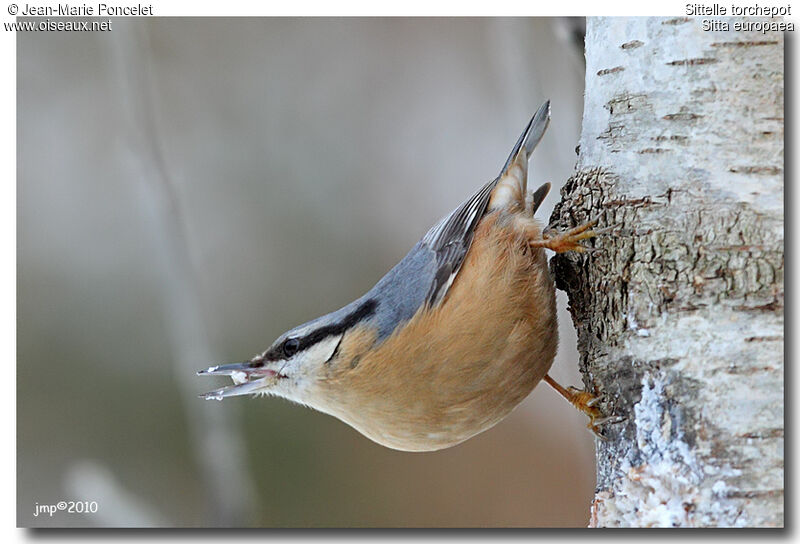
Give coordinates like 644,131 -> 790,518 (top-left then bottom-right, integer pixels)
488,100 -> 551,213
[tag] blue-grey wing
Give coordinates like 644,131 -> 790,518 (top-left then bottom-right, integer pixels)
420,179 -> 498,306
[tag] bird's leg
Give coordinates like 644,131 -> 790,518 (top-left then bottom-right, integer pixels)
542,374 -> 621,439
528,220 -> 597,253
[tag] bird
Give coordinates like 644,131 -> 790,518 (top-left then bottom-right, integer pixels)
198,101 -> 610,452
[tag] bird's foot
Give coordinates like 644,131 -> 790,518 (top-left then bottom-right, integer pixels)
542,374 -> 624,440
531,219 -> 597,253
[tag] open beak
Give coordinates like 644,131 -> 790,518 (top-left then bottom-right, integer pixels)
197,361 -> 282,400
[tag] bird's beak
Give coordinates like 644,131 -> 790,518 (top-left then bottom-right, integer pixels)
197,361 -> 280,400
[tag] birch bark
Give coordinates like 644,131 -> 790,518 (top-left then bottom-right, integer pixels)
550,16 -> 784,527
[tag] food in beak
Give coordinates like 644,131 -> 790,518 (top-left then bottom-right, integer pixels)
197,362 -> 282,400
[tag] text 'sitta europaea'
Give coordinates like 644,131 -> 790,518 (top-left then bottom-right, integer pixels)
199,101 -> 615,452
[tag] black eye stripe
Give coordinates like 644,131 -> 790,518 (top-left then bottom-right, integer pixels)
265,299 -> 377,361
296,299 -> 377,352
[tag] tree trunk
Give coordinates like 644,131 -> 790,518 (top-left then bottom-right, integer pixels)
550,17 -> 784,527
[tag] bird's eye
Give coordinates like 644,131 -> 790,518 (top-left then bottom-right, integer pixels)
282,338 -> 300,357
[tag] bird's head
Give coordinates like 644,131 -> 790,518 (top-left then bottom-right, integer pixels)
198,298 -> 378,404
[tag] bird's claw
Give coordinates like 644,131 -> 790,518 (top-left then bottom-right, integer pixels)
563,384 -> 623,440
588,415 -> 627,441
533,218 -> 599,254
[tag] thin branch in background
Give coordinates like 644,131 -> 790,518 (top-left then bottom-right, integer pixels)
108,21 -> 258,526
64,461 -> 166,527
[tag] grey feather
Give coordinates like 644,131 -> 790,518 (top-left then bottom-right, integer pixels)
421,180 -> 497,306
498,100 -> 550,179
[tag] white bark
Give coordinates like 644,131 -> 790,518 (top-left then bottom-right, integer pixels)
550,17 -> 784,527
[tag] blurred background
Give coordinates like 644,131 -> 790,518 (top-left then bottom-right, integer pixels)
18,17 -> 593,527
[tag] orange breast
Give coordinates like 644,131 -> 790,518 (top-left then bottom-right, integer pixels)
313,211 -> 558,451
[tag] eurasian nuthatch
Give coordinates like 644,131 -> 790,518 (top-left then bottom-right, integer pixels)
199,101 -> 608,452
